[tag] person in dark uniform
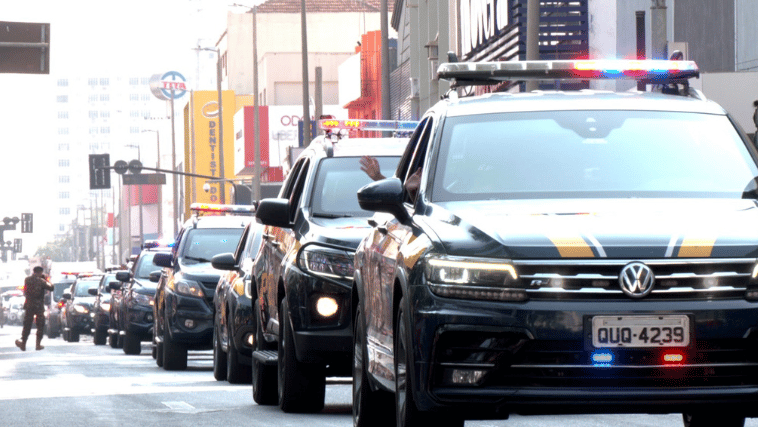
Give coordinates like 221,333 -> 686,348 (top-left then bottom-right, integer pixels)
15,266 -> 54,351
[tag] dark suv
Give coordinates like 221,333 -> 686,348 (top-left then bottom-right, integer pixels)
252,120 -> 410,411
352,59 -> 758,427
61,273 -> 103,342
90,271 -> 124,345
153,205 -> 253,370
45,274 -> 77,339
113,248 -> 167,355
210,221 -> 264,384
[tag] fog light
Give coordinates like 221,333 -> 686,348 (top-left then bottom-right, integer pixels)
449,369 -> 486,385
184,319 -> 196,329
316,297 -> 339,317
746,288 -> 758,301
146,314 -> 153,322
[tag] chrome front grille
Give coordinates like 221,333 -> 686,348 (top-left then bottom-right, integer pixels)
513,258 -> 756,299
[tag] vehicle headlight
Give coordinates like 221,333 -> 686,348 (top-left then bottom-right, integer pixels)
100,302 -> 111,312
300,248 -> 355,279
425,257 -> 526,302
174,280 -> 204,298
133,293 -> 155,306
73,304 -> 89,314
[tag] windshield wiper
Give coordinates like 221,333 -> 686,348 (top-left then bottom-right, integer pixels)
312,213 -> 353,218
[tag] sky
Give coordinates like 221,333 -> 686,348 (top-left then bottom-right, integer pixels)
0,0 -> 229,255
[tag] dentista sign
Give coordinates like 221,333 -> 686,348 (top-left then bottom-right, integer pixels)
460,0 -> 509,57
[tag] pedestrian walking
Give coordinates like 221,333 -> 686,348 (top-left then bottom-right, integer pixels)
15,266 -> 54,351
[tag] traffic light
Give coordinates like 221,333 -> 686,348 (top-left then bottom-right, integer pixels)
13,238 -> 21,253
21,213 -> 32,233
89,154 -> 111,190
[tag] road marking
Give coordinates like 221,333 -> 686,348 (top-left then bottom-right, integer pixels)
162,401 -> 195,411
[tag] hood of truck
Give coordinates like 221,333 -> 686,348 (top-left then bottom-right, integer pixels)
429,198 -> 758,259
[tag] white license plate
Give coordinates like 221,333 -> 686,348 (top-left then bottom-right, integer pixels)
591,315 -> 690,348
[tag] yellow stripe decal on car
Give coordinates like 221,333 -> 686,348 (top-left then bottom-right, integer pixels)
549,236 -> 595,258
677,237 -> 716,257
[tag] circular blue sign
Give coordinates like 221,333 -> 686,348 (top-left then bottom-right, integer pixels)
159,71 -> 187,99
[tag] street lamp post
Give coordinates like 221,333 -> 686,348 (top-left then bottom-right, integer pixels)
196,47 -> 226,204
126,143 -> 144,248
141,129 -> 163,237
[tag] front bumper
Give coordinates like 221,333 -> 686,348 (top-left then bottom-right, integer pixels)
166,291 -> 213,349
407,285 -> 758,417
124,304 -> 155,340
67,313 -> 93,334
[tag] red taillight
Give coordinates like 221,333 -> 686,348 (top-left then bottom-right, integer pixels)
57,301 -> 66,309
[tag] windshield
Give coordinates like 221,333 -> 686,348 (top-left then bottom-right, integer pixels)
52,282 -> 72,302
311,156 -> 400,217
135,252 -> 162,279
181,228 -> 244,263
73,280 -> 100,297
433,111 -> 758,201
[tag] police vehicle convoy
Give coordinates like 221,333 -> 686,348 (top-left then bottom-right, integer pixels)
351,58 -> 758,427
251,119 -> 414,412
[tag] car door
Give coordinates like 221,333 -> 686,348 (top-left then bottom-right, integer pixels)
367,116 -> 435,361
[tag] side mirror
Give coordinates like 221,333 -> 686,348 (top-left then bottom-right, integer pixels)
88,288 -> 97,296
153,252 -> 173,268
149,271 -> 162,283
115,271 -> 131,282
357,178 -> 411,224
61,292 -> 71,300
256,198 -> 294,229
108,282 -> 122,291
211,252 -> 237,271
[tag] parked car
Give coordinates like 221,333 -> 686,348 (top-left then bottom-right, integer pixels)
153,204 -> 253,370
61,273 -> 103,342
251,120 -> 410,411
45,274 -> 77,338
89,272 -> 124,345
112,247 -> 168,355
210,221 -> 264,383
7,296 -> 25,325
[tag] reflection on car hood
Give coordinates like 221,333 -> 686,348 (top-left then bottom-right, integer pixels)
308,216 -> 373,249
72,297 -> 95,306
134,278 -> 157,291
178,261 -> 224,282
430,199 -> 758,259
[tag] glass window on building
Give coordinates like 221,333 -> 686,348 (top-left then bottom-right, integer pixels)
58,128 -> 69,135
100,127 -> 110,134
129,77 -> 139,85
140,94 -> 150,101
59,176 -> 70,184
130,126 -> 140,134
58,143 -> 69,151
89,143 -> 99,151
58,159 -> 70,167
57,79 -> 68,86
59,207 -> 70,215
101,110 -> 110,118
89,111 -> 98,119
141,77 -> 149,85
100,94 -> 110,101
58,111 -> 69,119
129,93 -> 139,101
100,78 -> 109,85
142,110 -> 151,119
89,94 -> 98,102
59,192 -> 69,199
130,110 -> 140,118
57,95 -> 68,103
88,78 -> 98,86
59,224 -> 66,232
89,127 -> 98,135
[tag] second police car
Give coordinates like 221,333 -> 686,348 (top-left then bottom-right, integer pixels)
251,119 -> 414,412
351,58 -> 758,427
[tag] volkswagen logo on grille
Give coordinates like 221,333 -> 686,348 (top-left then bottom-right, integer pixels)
619,262 -> 655,298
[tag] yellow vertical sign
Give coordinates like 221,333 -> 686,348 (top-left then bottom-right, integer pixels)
183,90 -> 237,217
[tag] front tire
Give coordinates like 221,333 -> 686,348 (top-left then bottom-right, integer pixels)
93,328 -> 107,346
353,304 -> 394,427
123,330 -> 141,355
213,326 -> 228,381
277,299 -> 325,413
162,316 -> 187,371
683,413 -> 745,427
395,296 -> 463,427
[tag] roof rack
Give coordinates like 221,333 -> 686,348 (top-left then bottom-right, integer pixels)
437,59 -> 700,88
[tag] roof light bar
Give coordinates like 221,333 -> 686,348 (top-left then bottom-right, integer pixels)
437,60 -> 700,85
318,119 -> 418,132
190,203 -> 256,215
